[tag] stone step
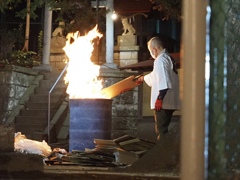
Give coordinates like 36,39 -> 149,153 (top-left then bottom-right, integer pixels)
15,116 -> 48,124
25,102 -> 61,110
35,87 -> 67,95
39,79 -> 66,89
13,70 -> 69,143
29,94 -> 65,103
32,132 -> 47,142
20,109 -> 57,118
57,113 -> 69,140
15,131 -> 46,141
40,71 -> 66,81
15,123 -> 47,135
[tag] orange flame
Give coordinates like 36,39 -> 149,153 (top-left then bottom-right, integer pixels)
63,26 -> 109,99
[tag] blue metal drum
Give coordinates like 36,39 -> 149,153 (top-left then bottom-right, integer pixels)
69,98 -> 112,151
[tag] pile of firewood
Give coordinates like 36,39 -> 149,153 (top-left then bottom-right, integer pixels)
44,135 -> 155,167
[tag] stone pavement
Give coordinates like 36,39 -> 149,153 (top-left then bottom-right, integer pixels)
0,122 -> 180,180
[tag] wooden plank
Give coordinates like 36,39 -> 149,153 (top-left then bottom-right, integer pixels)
101,75 -> 140,99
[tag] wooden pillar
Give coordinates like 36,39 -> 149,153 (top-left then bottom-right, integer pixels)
180,0 -> 207,179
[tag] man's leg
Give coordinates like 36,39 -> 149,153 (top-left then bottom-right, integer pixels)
154,109 -> 174,140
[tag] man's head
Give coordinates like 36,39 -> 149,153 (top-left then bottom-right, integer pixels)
147,37 -> 165,59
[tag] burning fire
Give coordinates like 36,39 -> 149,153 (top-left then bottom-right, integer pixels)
63,26 -> 109,99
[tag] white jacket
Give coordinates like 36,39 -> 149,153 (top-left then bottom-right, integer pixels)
144,49 -> 181,110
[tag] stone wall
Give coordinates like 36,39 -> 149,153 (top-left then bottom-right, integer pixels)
0,66 -> 38,124
100,68 -> 138,138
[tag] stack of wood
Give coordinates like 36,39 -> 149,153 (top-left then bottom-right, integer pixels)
44,135 -> 155,167
95,135 -> 155,165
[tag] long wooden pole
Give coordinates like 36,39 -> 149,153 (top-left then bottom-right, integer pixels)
22,0 -> 30,52
180,0 -> 207,179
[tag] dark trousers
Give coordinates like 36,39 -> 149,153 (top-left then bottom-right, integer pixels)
154,109 -> 174,140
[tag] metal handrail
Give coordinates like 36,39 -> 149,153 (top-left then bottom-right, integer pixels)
48,63 -> 69,143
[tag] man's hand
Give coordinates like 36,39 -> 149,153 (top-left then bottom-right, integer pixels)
155,99 -> 162,111
134,75 -> 144,85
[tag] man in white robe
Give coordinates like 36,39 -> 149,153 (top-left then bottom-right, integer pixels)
136,37 -> 180,140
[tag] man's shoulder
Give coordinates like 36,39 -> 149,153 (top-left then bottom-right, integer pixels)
158,53 -> 171,63
161,52 -> 171,58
